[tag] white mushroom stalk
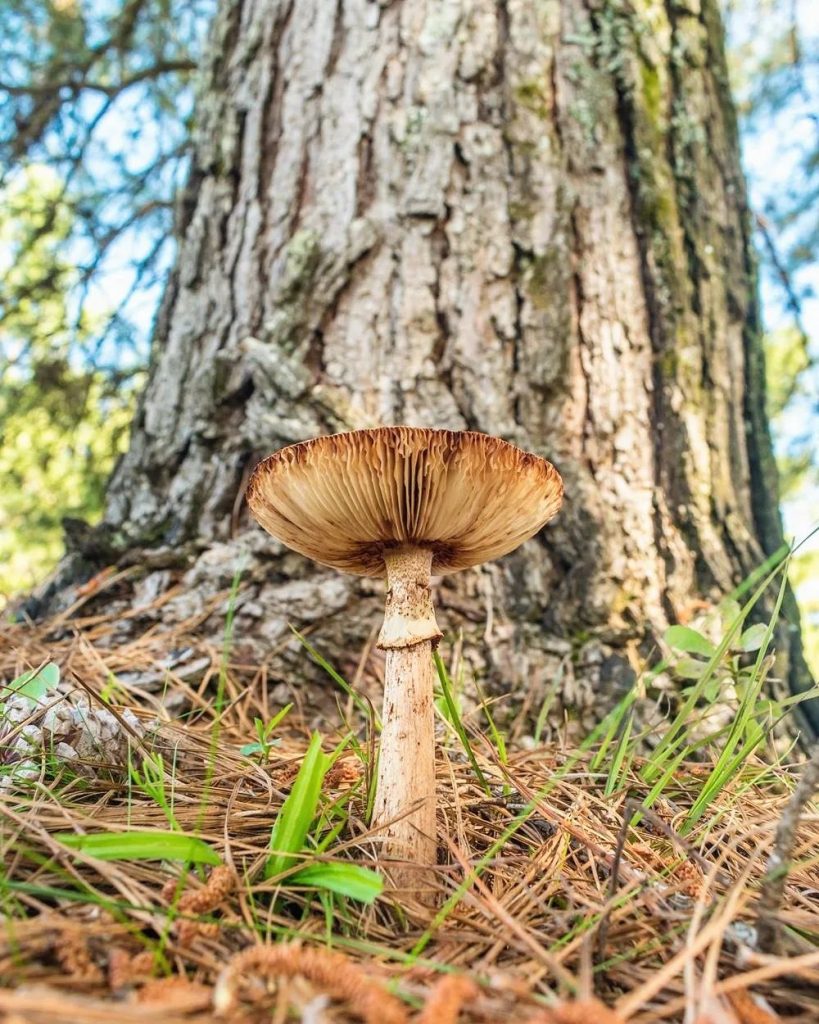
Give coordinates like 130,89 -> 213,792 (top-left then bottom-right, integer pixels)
246,427 -> 563,899
373,545 -> 441,884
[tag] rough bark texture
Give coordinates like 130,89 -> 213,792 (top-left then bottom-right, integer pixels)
50,0 -> 814,734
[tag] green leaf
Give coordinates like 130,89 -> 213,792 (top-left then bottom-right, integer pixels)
604,709 -> 633,797
266,732 -> 331,879
264,703 -> 293,734
240,742 -> 266,756
664,625 -> 715,657
4,663 -> 60,704
736,623 -> 768,653
291,863 -> 383,903
743,718 -> 764,746
674,657 -> 708,680
241,737 -> 282,757
703,677 -> 721,703
718,599 -> 742,632
56,830 -> 222,864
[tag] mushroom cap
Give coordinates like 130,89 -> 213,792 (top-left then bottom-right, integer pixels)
246,427 -> 563,578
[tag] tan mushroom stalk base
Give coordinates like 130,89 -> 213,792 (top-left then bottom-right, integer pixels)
372,546 -> 442,891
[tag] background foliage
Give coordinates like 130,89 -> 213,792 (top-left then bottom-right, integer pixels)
1,0 -> 817,667
0,165 -> 134,595
725,0 -> 819,668
0,0 -> 211,598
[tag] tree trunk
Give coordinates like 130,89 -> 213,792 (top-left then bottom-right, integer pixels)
54,0 -> 815,735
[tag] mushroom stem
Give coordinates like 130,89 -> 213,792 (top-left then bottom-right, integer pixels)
378,546 -> 442,650
373,546 -> 441,893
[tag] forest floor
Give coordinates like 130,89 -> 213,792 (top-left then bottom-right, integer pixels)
1,581 -> 818,1024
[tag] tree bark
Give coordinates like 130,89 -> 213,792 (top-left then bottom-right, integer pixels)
51,0 -> 815,735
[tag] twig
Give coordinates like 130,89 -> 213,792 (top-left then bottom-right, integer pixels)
443,835 -> 578,993
596,798 -> 630,967
716,948 -> 819,994
596,798 -> 729,967
757,742 -> 819,952
525,999 -> 625,1023
754,212 -> 811,343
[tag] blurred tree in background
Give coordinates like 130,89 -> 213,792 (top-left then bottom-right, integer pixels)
0,0 -> 818,672
728,0 -> 819,297
0,0 -> 213,599
727,0 -> 819,478
725,0 -> 819,668
0,165 -> 133,596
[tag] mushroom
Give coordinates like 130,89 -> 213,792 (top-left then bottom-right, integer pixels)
246,427 -> 563,893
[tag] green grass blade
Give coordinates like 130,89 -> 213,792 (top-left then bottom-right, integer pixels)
682,566 -> 790,832
433,650 -> 491,795
267,703 -> 293,731
475,680 -> 507,765
587,687 -> 638,769
533,669 -> 564,745
727,541 -> 790,602
313,814 -> 349,855
604,709 -> 634,797
266,732 -> 331,879
291,863 -> 383,903
290,627 -> 379,728
643,551 -> 790,782
624,746 -> 692,829
56,830 -> 222,864
634,746 -> 691,821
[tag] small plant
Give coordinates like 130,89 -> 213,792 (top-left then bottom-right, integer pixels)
266,733 -> 332,879
265,731 -> 382,904
99,671 -> 130,705
584,544 -> 819,839
129,749 -> 180,831
664,610 -> 771,708
240,704 -> 293,761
